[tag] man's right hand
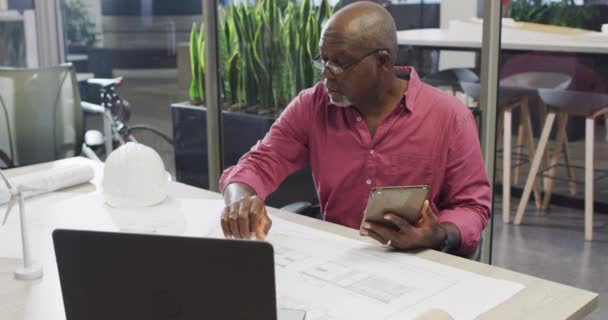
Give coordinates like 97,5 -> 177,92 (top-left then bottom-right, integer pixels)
221,183 -> 272,240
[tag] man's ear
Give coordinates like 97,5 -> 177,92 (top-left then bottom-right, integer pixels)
377,50 -> 391,69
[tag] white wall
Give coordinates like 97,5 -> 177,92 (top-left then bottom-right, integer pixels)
439,0 -> 479,70
0,0 -> 7,11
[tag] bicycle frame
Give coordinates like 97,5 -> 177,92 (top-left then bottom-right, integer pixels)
81,77 -> 172,162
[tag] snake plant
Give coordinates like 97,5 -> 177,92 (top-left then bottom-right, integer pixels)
189,0 -> 333,114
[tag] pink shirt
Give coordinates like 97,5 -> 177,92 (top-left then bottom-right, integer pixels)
220,67 -> 491,255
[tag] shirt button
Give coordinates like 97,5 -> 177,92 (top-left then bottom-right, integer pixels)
356,116 -> 362,122
366,179 -> 372,185
369,149 -> 375,155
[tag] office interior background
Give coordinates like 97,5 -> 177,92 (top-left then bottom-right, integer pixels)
1,0 -> 607,318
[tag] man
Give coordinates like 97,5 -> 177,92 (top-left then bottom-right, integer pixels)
219,2 -> 491,255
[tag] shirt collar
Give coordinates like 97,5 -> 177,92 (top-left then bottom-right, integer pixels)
394,66 -> 422,113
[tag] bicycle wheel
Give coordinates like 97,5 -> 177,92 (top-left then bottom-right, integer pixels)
125,125 -> 175,174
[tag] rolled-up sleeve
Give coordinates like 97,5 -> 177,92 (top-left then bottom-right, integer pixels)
437,109 -> 492,255
219,90 -> 313,199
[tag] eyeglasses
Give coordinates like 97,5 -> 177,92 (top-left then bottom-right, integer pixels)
312,48 -> 388,76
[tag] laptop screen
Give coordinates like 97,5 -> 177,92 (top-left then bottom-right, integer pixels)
53,229 -> 277,320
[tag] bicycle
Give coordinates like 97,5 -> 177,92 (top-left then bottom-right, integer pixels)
81,77 -> 174,163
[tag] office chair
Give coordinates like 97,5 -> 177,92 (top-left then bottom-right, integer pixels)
0,63 -> 83,166
422,67 -> 480,95
280,202 -> 322,219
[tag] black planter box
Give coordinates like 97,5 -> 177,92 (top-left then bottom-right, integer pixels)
171,102 -> 318,208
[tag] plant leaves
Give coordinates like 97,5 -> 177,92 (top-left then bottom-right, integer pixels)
189,23 -> 201,102
202,0 -> 333,112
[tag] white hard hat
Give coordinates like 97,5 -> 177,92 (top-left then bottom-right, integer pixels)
102,142 -> 168,208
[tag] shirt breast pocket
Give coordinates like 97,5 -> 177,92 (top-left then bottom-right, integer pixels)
385,154 -> 434,186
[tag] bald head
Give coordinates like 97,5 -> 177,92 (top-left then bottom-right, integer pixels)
322,1 -> 398,63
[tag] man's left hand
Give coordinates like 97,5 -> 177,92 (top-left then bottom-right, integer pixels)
361,200 -> 446,250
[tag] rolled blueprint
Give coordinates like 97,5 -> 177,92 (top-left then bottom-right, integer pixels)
0,164 -> 95,205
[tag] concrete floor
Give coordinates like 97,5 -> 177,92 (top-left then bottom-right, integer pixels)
493,196 -> 608,319
106,69 -> 607,319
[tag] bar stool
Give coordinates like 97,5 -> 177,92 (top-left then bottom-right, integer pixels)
515,89 -> 608,240
501,72 -> 575,191
461,71 -> 573,224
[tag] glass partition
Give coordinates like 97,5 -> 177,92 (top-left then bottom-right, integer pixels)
494,1 -> 607,318
61,0 -> 202,175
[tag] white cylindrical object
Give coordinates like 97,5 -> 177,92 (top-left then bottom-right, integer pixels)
15,195 -> 43,281
18,196 -> 31,267
0,164 -> 95,205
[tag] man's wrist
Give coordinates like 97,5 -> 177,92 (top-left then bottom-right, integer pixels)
223,182 -> 257,205
431,224 -> 447,251
437,223 -> 460,252
436,224 -> 451,252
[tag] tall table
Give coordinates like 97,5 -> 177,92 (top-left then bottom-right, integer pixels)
397,20 -> 608,54
0,158 -> 599,319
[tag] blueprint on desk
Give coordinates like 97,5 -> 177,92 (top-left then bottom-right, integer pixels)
21,194 -> 523,320
266,216 -> 524,320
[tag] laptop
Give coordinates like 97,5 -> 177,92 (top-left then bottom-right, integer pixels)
53,229 -> 305,320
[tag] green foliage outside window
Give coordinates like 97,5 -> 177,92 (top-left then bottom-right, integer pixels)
64,0 -> 98,47
509,0 -> 596,30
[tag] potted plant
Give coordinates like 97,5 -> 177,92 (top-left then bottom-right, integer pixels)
172,0 -> 332,207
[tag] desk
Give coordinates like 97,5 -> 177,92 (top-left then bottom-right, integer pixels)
0,158 -> 598,319
397,20 -> 608,54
